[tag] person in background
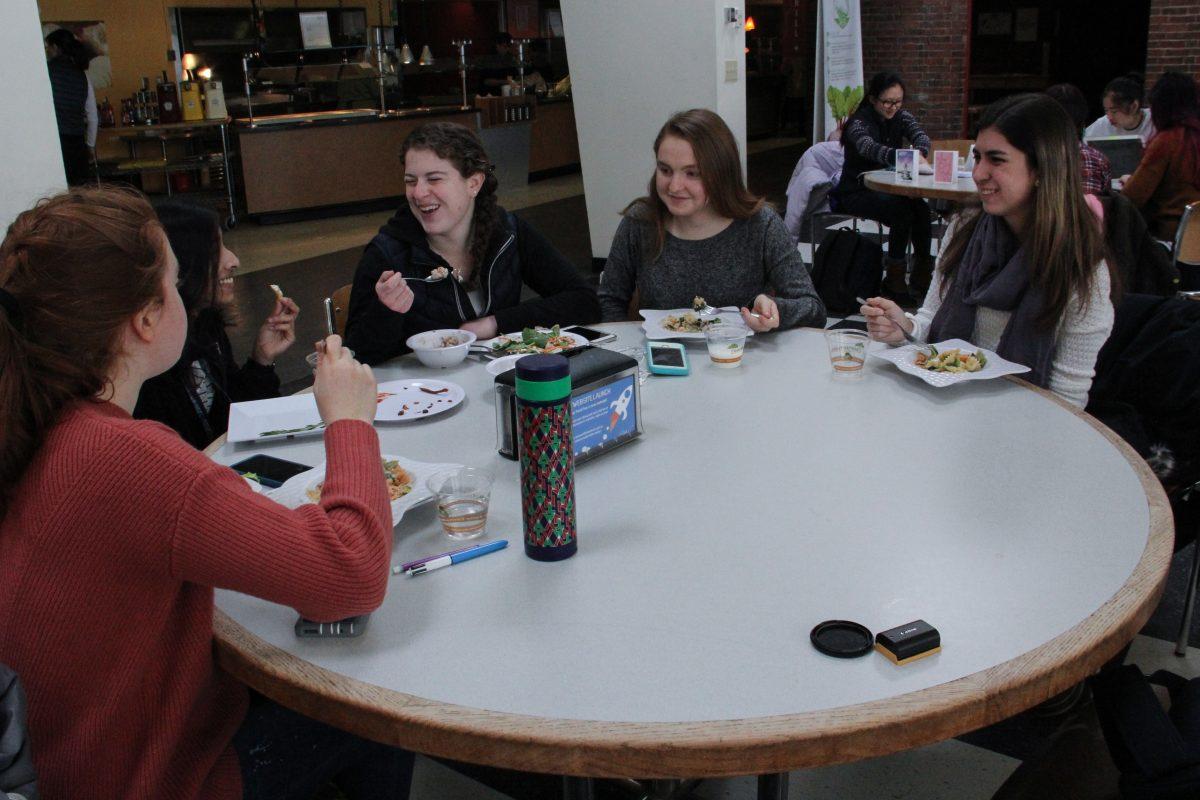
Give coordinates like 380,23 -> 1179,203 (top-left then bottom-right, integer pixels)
832,71 -> 934,301
1046,83 -> 1112,196
598,108 -> 825,330
1085,74 -> 1156,144
0,186 -> 413,799
44,28 -> 97,186
345,122 -> 599,364
861,94 -> 1116,409
134,201 -> 298,450
1119,71 -> 1200,241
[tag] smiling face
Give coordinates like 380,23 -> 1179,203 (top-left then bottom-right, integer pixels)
404,147 -> 484,247
972,126 -> 1037,235
870,83 -> 905,120
214,232 -> 239,305
1103,92 -> 1142,131
655,135 -> 709,221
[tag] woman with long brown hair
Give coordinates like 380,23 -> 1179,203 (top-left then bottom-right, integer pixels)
861,93 -> 1116,408
598,108 -> 824,330
0,187 -> 412,799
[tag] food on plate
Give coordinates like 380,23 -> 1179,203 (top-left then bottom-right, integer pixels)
489,325 -> 577,355
692,295 -> 707,312
914,346 -> 987,373
429,266 -> 450,280
661,312 -> 719,333
419,386 -> 449,395
269,283 -> 283,301
306,458 -> 414,503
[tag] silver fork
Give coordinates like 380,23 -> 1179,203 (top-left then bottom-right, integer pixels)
402,274 -> 450,283
856,297 -> 924,347
697,302 -> 761,320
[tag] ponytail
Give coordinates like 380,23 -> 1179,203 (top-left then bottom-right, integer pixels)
0,187 -> 165,517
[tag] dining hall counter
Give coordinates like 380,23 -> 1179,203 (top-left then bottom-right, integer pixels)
235,106 -> 479,218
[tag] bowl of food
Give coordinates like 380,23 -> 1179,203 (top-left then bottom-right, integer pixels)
405,329 -> 477,368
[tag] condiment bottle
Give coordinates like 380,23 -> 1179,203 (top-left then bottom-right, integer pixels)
515,354 -> 577,561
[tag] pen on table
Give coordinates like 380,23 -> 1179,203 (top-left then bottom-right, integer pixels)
408,539 -> 508,576
397,540 -> 497,573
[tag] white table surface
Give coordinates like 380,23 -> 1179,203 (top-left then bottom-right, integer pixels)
862,167 -> 978,200
210,323 -> 1167,771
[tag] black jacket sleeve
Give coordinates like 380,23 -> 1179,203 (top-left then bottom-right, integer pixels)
222,326 -> 280,403
490,215 -> 601,333
344,241 -> 413,365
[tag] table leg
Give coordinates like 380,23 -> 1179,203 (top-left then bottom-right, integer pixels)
563,776 -> 595,800
757,772 -> 789,800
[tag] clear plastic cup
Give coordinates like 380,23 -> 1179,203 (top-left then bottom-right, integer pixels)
427,467 -> 493,541
306,347 -> 354,369
824,330 -> 870,380
704,323 -> 748,368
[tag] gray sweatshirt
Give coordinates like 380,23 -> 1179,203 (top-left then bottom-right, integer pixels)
598,205 -> 825,328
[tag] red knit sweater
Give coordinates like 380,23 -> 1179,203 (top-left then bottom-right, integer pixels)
0,402 -> 392,799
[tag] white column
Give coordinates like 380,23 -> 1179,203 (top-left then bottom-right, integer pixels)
0,0 -> 67,228
560,0 -> 746,260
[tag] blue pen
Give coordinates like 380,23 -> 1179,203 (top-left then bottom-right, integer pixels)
407,539 -> 508,576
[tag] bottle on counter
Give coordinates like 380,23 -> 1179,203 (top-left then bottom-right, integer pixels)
99,97 -> 115,128
515,354 -> 578,562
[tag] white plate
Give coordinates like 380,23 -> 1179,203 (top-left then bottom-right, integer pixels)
868,338 -> 1030,387
639,308 -> 755,341
374,379 -> 466,422
479,328 -> 589,355
485,353 -> 530,376
268,454 -> 461,526
227,394 -> 324,443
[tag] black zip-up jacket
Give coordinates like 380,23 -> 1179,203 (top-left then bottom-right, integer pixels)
835,104 -> 931,196
344,205 -> 600,365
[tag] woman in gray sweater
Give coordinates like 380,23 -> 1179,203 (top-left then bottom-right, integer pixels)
598,109 -> 824,331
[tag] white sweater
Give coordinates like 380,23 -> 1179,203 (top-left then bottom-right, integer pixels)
907,259 -> 1114,408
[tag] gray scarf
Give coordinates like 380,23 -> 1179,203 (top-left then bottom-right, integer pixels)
928,214 -> 1055,388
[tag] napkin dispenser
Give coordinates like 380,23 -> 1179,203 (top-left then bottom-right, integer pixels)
495,347 -> 642,464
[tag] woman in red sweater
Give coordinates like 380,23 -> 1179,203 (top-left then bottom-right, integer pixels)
0,187 -> 412,799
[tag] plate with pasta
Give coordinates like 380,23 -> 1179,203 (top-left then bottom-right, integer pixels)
868,338 -> 1030,387
481,326 -> 588,356
268,454 -> 462,526
639,307 -> 754,340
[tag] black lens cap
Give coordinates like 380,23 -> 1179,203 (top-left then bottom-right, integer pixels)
810,620 -> 874,658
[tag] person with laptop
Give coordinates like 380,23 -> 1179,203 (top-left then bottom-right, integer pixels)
1085,74 -> 1156,143
1046,83 -> 1112,195
1119,71 -> 1200,240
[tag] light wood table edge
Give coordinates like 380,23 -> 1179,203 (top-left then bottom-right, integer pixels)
208,362 -> 1173,779
862,169 -> 977,202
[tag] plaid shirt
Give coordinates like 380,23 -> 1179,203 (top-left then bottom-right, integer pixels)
1080,143 -> 1112,195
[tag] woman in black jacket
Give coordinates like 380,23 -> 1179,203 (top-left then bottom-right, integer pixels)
833,71 -> 934,301
344,122 -> 599,365
134,201 -> 299,448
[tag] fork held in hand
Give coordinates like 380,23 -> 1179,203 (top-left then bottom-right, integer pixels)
856,296 -> 921,345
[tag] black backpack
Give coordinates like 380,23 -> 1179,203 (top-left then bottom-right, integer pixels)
809,228 -> 883,315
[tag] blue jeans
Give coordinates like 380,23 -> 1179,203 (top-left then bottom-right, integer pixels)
234,691 -> 414,800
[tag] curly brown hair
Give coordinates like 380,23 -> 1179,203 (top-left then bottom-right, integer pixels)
400,122 -> 501,285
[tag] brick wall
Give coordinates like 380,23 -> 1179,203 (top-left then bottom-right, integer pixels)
860,0 -> 971,138
1145,0 -> 1200,81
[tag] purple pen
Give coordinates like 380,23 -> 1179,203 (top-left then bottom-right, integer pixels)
399,541 -> 487,573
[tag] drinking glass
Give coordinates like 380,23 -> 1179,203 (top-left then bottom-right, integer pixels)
428,467 -> 493,540
824,330 -> 870,380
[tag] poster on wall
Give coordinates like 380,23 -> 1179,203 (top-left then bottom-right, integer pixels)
42,21 -> 111,89
812,0 -> 863,142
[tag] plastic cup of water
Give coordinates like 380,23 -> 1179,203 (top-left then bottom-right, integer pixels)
824,330 -> 869,380
428,467 -> 493,541
704,323 -> 748,368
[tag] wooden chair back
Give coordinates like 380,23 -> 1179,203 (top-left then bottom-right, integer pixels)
329,284 -> 352,337
929,139 -> 973,159
1175,201 -> 1200,267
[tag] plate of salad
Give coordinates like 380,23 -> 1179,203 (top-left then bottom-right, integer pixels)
481,326 -> 588,356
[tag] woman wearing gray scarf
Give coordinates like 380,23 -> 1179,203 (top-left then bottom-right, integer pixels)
861,94 -> 1117,408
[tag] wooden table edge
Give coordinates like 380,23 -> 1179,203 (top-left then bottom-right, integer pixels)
209,354 -> 1173,778
862,169 -> 978,202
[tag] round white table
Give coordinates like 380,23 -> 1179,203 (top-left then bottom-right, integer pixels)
208,323 -> 1170,792
863,167 -> 978,202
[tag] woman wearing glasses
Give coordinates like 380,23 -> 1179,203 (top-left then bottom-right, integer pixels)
833,71 -> 934,301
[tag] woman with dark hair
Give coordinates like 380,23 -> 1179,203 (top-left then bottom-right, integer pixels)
598,108 -> 824,330
1085,73 -> 1155,143
134,201 -> 298,449
1119,71 -> 1200,240
345,121 -> 598,364
44,28 -> 97,185
0,186 -> 413,799
861,94 -> 1116,408
1045,82 -> 1112,195
833,71 -> 935,300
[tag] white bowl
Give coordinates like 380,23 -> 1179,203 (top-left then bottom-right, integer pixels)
405,329 -> 477,368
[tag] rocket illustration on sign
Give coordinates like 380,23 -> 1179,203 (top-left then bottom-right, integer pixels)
608,385 -> 633,431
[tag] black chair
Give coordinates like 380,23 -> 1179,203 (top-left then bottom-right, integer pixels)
0,663 -> 37,800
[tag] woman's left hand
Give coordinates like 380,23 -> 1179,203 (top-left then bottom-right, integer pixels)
460,315 -> 499,340
742,295 -> 780,332
252,296 -> 299,365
